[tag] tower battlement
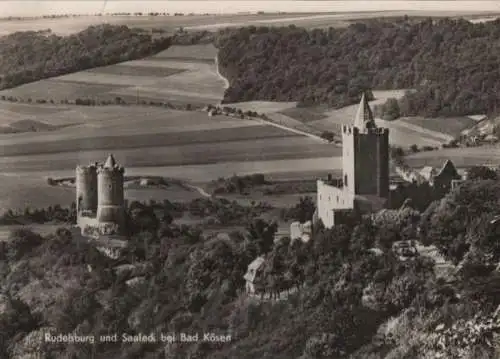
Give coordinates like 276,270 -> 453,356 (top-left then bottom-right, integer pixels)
76,163 -> 99,173
342,125 -> 388,136
96,165 -> 125,174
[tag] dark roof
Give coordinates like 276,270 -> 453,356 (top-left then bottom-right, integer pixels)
435,159 -> 461,179
354,92 -> 376,130
104,154 -> 117,169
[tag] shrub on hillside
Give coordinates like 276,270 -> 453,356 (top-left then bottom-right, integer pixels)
419,180 -> 500,263
320,131 -> 335,142
5,229 -> 44,261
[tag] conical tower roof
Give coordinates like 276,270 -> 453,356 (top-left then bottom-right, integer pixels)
104,154 -> 117,168
354,92 -> 375,130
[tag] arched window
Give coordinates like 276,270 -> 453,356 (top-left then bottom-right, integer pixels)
344,174 -> 348,186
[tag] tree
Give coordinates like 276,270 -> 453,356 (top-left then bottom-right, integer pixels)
245,218 -> 278,255
381,98 -> 401,120
286,196 -> 316,223
218,20 -> 500,116
466,166 -> 498,180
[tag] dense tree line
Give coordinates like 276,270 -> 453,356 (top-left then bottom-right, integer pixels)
217,18 -> 500,116
0,24 -> 171,90
2,177 -> 500,358
0,203 -> 76,225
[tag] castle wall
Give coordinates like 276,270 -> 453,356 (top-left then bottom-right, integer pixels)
342,126 -> 389,198
342,125 -> 356,193
97,169 -> 124,207
96,168 -> 125,228
377,129 -> 390,198
76,166 -> 98,214
317,180 -> 354,228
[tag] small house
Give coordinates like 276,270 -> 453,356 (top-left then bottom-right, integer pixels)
433,160 -> 462,194
243,256 -> 265,295
290,220 -> 312,243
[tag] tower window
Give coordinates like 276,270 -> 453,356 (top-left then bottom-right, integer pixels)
344,175 -> 348,186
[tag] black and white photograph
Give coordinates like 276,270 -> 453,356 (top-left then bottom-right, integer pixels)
0,1 -> 500,358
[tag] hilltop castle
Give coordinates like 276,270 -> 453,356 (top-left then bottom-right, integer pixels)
76,154 -> 126,237
315,93 -> 390,229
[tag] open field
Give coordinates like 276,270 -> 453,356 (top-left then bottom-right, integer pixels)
0,119 -> 73,134
223,101 -> 298,114
87,64 -> 187,77
0,81 -> 127,101
405,145 -> 500,168
0,125 -> 303,157
0,44 -> 226,107
1,11 -> 497,36
281,106 -> 329,123
0,138 -> 339,173
0,156 -> 343,211
398,116 -> 479,138
152,44 -> 218,61
0,173 -> 204,213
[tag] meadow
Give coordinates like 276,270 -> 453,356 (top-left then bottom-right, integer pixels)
0,44 -> 226,107
222,101 -> 298,114
405,145 -> 500,168
398,116 -> 480,137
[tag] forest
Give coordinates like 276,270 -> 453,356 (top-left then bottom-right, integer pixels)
1,169 -> 500,358
217,18 -> 500,117
0,25 -> 171,90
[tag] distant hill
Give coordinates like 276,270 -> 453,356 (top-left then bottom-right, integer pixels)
0,25 -> 171,90
216,18 -> 500,117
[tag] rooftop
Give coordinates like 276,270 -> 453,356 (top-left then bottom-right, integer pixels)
104,154 -> 117,169
244,256 -> 265,283
353,92 -> 376,131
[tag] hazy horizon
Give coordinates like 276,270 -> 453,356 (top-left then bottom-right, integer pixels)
1,1 -> 500,18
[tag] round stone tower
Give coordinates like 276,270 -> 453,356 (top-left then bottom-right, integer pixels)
75,163 -> 98,215
96,154 -> 125,229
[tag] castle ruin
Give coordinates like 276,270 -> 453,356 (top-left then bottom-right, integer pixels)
76,154 -> 126,237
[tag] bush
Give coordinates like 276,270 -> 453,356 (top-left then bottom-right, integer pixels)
6,229 -> 44,261
320,131 -> 335,142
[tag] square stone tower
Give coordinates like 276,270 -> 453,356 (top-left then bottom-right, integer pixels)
341,93 -> 390,199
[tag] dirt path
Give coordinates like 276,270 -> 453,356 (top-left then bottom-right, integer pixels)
185,183 -> 212,198
215,55 -> 230,91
